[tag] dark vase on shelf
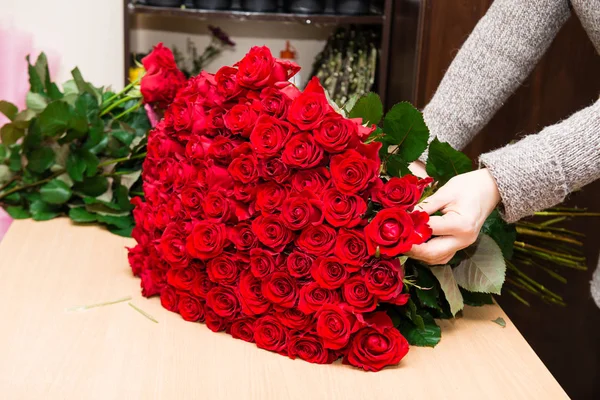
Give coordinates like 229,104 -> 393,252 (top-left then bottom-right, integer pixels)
287,0 -> 324,14
241,0 -> 277,12
194,0 -> 232,9
146,0 -> 182,7
335,0 -> 370,15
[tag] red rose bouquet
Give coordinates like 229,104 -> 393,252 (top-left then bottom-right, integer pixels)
127,44 -> 592,371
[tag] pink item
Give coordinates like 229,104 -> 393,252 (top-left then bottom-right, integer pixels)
0,27 -> 58,241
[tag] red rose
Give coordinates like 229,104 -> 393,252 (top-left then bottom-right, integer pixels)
206,107 -> 226,136
252,215 -> 295,252
364,208 -> 431,257
314,112 -> 359,153
334,229 -> 369,269
236,46 -> 276,89
262,272 -> 298,309
330,142 -> 381,194
250,247 -> 280,279
180,186 -> 203,217
128,245 -> 145,276
185,135 -> 212,163
298,282 -> 340,314
234,182 -> 257,203
142,42 -> 178,72
207,136 -> 238,165
186,221 -> 229,260
250,115 -> 294,158
286,250 -> 315,279
215,66 -> 242,100
206,286 -> 240,318
281,191 -> 324,230
260,157 -> 292,183
228,317 -> 256,343
141,268 -> 165,297
228,223 -> 257,252
191,271 -> 214,299
178,294 -> 205,322
159,224 -> 189,267
342,276 -> 377,313
238,271 -> 271,315
291,167 -> 331,194
288,332 -> 331,364
228,145 -> 259,184
275,308 -> 314,331
287,77 -> 331,130
322,188 -> 367,228
311,257 -> 349,289
197,159 -> 234,192
205,305 -> 229,332
259,86 -> 291,118
344,312 -> 409,372
255,182 -> 288,215
202,189 -> 235,223
166,266 -> 198,291
296,224 -> 337,256
281,133 -> 324,169
372,175 -> 432,210
315,304 -> 359,350
207,253 -> 240,285
160,285 -> 179,312
254,315 -> 289,355
224,103 -> 258,138
363,258 -> 404,301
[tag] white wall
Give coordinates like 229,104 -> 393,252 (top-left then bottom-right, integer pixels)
0,0 -> 124,91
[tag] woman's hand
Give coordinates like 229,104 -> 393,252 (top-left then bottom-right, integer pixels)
406,169 -> 501,265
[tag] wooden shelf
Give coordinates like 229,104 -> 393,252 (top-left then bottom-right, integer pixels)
129,4 -> 385,25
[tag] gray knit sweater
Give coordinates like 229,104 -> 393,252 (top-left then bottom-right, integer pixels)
420,0 -> 600,306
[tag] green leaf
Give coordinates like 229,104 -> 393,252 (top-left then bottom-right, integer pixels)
406,299 -> 425,331
491,317 -> 506,328
482,210 -> 517,260
8,145 -> 22,171
430,265 -> 464,316
71,67 -> 101,104
0,100 -> 18,120
0,143 -> 8,161
342,93 -> 359,114
39,101 -> 73,136
22,119 -> 43,152
40,179 -> 72,204
398,312 -> 441,347
68,207 -> 98,223
29,199 -> 61,221
27,147 -> 56,173
66,149 -> 98,181
83,197 -> 128,216
27,55 -> 45,94
26,92 -> 49,113
32,53 -> 49,87
386,154 -> 412,178
453,234 -> 506,294
0,165 -> 13,184
4,205 -> 31,219
414,266 -> 441,311
108,224 -> 134,237
97,214 -> 133,229
114,184 -> 134,211
73,175 -> 109,197
425,138 -> 472,185
460,288 -> 494,306
382,102 -> 429,163
0,123 -> 25,145
13,110 -> 37,129
348,92 -> 383,125
111,130 -> 135,146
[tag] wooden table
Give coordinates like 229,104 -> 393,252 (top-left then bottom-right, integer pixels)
0,219 -> 568,399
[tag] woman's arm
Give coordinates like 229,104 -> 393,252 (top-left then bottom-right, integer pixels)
421,0 -> 571,158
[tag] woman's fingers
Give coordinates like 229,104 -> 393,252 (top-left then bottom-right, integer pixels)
427,213 -> 463,236
414,190 -> 448,215
406,236 -> 463,264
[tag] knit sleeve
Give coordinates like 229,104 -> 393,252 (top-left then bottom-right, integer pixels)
480,99 -> 600,223
421,0 -> 571,159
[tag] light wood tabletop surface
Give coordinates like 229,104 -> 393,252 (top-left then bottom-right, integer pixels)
0,218 -> 568,400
